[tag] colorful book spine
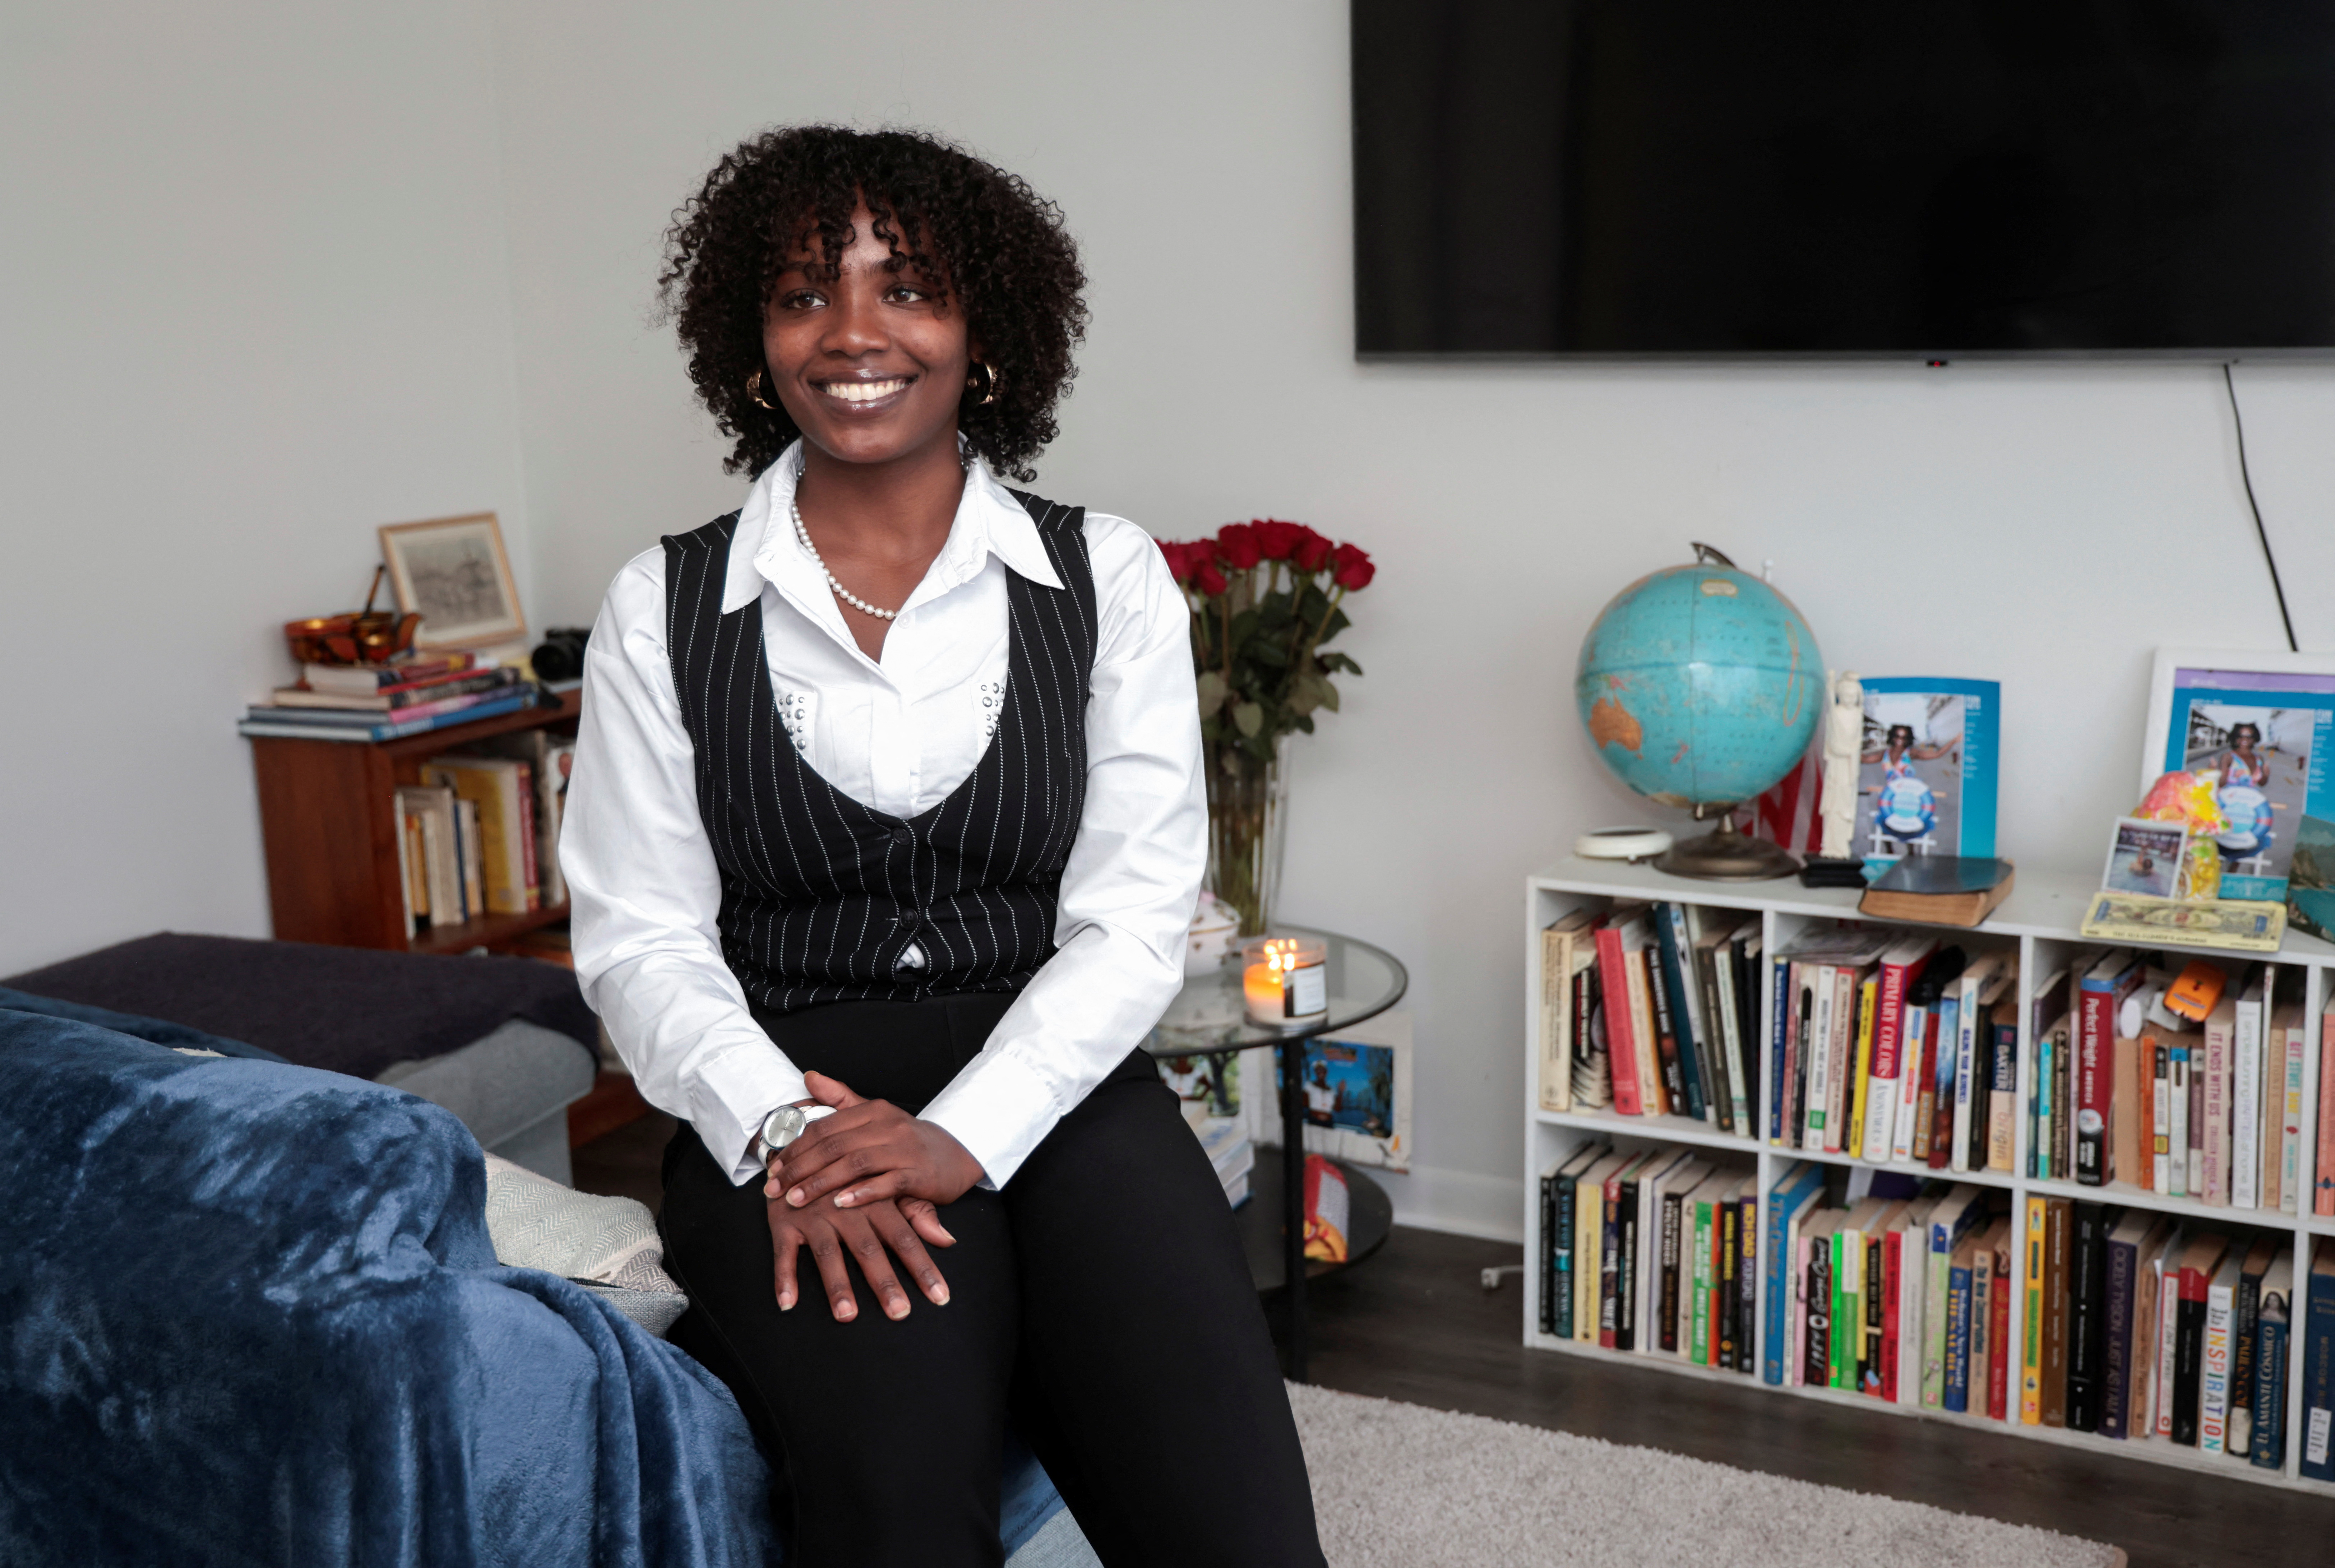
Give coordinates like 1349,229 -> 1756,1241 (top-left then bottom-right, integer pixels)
2075,968 -> 2117,1185
2254,1282 -> 2290,1471
2202,1265 -> 2236,1453
2318,1016 -> 2335,1216
2202,998 -> 2235,1207
1944,1251 -> 1973,1413
1768,956 -> 1792,1145
2101,1219 -> 2136,1439
1847,976 -> 1877,1163
2021,1198 -> 2045,1424
1987,1013 -> 2017,1173
2304,1245 -> 2335,1481
1988,1230 -> 2013,1421
1763,1168 -> 1823,1384
2233,980 -> 2264,1211
1652,908 -> 1706,1122
1594,922 -> 1645,1116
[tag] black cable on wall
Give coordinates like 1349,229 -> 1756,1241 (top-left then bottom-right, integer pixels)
2223,362 -> 2299,653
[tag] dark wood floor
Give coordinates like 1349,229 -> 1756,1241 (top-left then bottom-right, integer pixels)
575,1118 -> 2334,1568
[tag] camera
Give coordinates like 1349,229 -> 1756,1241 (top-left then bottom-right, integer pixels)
531,626 -> 592,683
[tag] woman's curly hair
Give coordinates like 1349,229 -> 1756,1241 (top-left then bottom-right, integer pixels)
659,125 -> 1088,482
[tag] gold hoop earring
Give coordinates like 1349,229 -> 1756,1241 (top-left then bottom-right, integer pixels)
747,370 -> 779,411
967,362 -> 1003,407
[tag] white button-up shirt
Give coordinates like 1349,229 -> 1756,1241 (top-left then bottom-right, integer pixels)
563,445 -> 1206,1187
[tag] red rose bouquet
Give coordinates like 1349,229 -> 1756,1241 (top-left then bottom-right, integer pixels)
1155,519 -> 1375,934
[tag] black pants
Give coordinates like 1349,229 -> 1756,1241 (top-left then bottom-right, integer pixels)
658,992 -> 1324,1568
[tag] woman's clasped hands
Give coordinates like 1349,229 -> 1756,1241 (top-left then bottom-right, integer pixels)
762,1071 -> 988,1323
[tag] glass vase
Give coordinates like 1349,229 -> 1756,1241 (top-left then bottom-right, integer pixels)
1204,739 -> 1287,938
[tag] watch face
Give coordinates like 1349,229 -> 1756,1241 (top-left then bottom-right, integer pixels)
764,1105 -> 808,1149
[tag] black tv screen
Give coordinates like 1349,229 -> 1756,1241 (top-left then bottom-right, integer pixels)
1352,0 -> 2335,357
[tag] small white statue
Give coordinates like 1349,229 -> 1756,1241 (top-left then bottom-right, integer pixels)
1819,670 -> 1863,860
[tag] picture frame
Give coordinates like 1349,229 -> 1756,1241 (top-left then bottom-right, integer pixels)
2102,815 -> 2186,899
378,512 -> 526,651
2140,648 -> 2335,902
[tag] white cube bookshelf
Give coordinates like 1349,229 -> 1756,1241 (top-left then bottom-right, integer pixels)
1524,854 -> 2335,1490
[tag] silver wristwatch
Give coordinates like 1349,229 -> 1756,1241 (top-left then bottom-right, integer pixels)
757,1101 -> 835,1160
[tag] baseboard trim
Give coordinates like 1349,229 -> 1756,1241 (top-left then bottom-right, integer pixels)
1366,1163 -> 1523,1244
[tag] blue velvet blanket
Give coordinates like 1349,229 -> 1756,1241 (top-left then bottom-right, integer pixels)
0,1007 -> 776,1567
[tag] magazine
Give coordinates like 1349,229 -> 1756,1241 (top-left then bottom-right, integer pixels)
1854,677 -> 2001,877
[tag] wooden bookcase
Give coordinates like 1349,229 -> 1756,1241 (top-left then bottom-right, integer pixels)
1524,854 -> 2335,1492
247,689 -> 581,954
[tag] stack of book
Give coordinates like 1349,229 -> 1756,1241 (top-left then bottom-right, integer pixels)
239,654 -> 533,742
394,734 -> 572,934
2033,951 -> 2310,1213
2019,1206 -> 2300,1468
1191,1115 -> 1254,1208
1770,1169 -> 2009,1413
1537,1144 -> 1760,1373
1537,902 -> 1764,1136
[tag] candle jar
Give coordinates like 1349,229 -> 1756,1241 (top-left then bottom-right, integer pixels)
1242,935 -> 1327,1027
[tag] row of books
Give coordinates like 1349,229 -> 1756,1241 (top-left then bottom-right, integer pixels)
2032,949 -> 2320,1214
1774,1166 -> 2003,1407
1535,1144 -> 1760,1373
2011,1207 -> 2304,1466
1536,903 -> 1766,1136
393,732 -> 572,932
1768,931 -> 2016,1173
238,654 -> 537,742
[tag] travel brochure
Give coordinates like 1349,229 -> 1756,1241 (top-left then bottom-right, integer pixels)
1854,677 -> 2000,878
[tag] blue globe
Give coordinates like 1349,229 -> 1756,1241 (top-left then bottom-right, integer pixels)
1576,563 -> 1823,811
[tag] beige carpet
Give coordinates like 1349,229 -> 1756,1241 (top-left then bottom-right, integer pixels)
1289,1384 -> 2122,1568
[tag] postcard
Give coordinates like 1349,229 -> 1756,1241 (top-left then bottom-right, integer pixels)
2103,816 -> 2186,899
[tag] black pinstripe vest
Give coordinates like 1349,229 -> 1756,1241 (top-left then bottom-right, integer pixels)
660,491 -> 1096,1016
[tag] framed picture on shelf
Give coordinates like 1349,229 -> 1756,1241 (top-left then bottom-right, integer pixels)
379,512 -> 526,650
2140,649 -> 2335,902
2102,815 -> 2186,898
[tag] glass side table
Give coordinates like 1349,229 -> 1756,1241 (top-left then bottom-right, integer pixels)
1142,926 -> 1408,1382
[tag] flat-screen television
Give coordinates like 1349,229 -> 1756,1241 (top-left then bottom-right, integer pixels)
1352,1 -> 2335,358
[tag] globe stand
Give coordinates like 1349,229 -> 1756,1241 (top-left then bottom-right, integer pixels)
1654,812 -> 1801,882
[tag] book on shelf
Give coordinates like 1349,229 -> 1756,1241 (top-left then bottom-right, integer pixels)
238,686 -> 534,742
269,666 -> 521,712
2318,1014 -> 2335,1217
1860,936 -> 1936,1162
462,728 -> 576,910
300,652 -> 476,694
2201,1251 -> 2242,1454
2231,968 -> 2270,1211
422,755 -> 538,917
1539,1143 -> 1606,1339
1856,855 -> 2015,926
1593,909 -> 1653,1117
2075,950 -> 2144,1186
2300,1240 -> 2334,1481
2170,1231 -> 2231,1446
2228,1233 -> 2278,1457
1538,910 -> 1598,1113
1651,905 -> 1710,1125
2252,1249 -> 2293,1471
2064,1202 -> 2108,1433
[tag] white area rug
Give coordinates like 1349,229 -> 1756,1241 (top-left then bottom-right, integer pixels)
1289,1384 -> 2122,1568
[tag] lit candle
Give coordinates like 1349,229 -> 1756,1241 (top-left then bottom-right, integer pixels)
1242,936 -> 1328,1026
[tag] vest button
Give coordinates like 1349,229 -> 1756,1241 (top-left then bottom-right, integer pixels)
891,826 -> 913,846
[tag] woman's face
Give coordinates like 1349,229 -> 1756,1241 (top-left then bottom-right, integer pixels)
761,202 -> 972,469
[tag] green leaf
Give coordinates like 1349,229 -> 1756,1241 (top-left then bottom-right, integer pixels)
1294,713 -> 1316,734
1194,671 -> 1229,717
1233,701 -> 1263,738
1317,606 -> 1350,644
1250,637 -> 1289,668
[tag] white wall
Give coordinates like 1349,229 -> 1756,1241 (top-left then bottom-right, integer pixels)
486,1 -> 2335,1238
0,0 -> 531,972
9,0 -> 2333,1239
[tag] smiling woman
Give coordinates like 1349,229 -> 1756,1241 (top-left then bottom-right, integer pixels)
563,126 -> 1328,1568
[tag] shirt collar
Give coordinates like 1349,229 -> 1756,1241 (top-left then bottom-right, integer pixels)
721,440 -> 1062,619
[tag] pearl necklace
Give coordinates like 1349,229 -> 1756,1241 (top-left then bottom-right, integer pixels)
791,494 -> 899,622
